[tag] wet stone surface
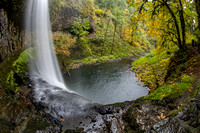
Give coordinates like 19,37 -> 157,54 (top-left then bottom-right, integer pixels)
0,84 -> 200,133
0,87 -> 61,133
30,78 -> 132,132
123,89 -> 200,133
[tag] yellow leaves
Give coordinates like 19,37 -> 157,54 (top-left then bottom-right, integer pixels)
157,113 -> 166,120
53,33 -> 76,56
133,42 -> 141,47
136,3 -> 141,8
188,87 -> 193,92
160,58 -> 170,67
150,75 -> 155,79
126,0 -> 135,7
124,9 -> 130,15
95,9 -> 105,17
147,88 -> 151,91
60,118 -> 65,122
55,45 -> 71,56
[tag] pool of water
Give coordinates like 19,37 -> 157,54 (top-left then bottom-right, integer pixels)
64,58 -> 148,105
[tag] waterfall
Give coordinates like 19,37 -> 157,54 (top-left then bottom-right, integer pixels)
25,0 -> 68,90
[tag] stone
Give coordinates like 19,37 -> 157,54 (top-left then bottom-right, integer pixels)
50,0 -> 95,33
0,8 -> 25,63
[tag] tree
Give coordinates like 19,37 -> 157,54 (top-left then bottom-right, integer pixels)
194,0 -> 200,30
111,17 -> 117,54
110,8 -> 124,54
126,0 -> 197,51
101,18 -> 111,56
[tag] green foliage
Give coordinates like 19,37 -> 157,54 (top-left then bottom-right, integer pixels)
53,32 -> 76,56
126,0 -> 199,50
52,0 -> 151,71
144,82 -> 192,100
95,9 -> 105,17
6,48 -> 34,93
82,55 -> 116,63
181,74 -> 194,83
132,52 -> 155,68
132,46 -> 177,90
94,0 -> 126,11
71,17 -> 91,38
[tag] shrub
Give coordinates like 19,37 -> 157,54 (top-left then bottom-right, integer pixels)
181,74 -> 194,83
95,9 -> 105,17
71,17 -> 91,38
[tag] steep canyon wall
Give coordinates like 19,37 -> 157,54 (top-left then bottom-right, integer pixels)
0,0 -> 25,63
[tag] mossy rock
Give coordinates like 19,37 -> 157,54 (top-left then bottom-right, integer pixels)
0,48 -> 33,94
144,83 -> 192,101
50,0 -> 95,33
23,115 -> 51,133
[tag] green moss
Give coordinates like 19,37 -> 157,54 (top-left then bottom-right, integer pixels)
181,74 -> 194,83
166,83 -> 200,117
6,71 -> 19,92
132,52 -> 155,68
82,55 -> 116,63
132,46 -> 178,90
13,48 -> 34,73
167,104 -> 186,117
24,115 -> 50,133
0,50 -> 23,90
5,48 -> 34,93
62,41 -> 142,70
144,83 -> 192,101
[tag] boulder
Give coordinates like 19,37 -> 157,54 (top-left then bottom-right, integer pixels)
50,0 -> 95,33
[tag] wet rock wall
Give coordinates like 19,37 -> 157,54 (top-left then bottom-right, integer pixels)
0,9 -> 25,63
0,0 -> 26,63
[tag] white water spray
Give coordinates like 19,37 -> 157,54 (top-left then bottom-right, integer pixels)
25,0 -> 68,90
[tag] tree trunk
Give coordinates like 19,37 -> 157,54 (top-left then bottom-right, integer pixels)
101,19 -> 110,56
194,0 -> 200,53
194,0 -> 200,30
131,29 -> 134,45
111,24 -> 117,54
178,0 -> 186,47
165,2 -> 183,50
